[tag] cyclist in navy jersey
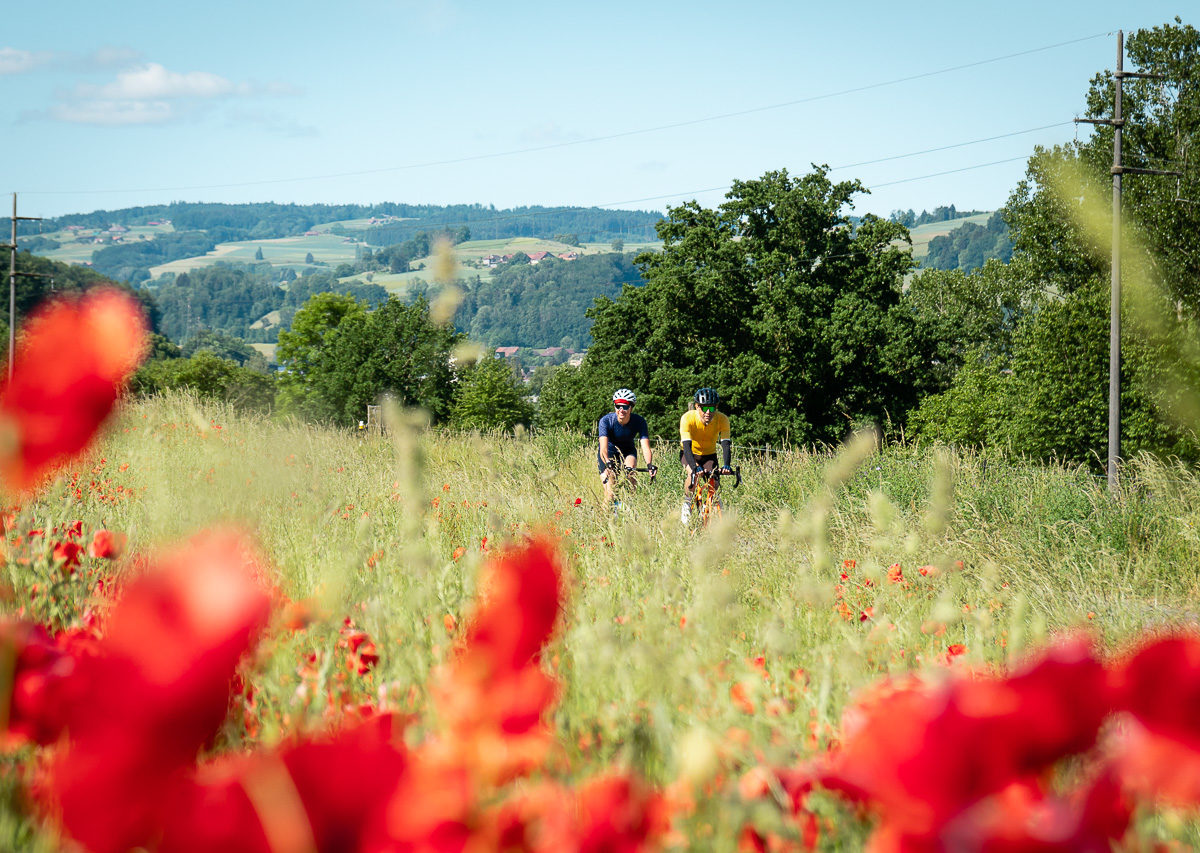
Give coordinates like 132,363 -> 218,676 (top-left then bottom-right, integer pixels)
598,388 -> 656,504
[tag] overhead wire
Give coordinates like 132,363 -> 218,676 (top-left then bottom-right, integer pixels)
21,32 -> 1110,198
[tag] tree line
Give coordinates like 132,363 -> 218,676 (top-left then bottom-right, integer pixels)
534,19 -> 1200,469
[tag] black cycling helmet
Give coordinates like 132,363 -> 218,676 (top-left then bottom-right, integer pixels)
693,387 -> 719,407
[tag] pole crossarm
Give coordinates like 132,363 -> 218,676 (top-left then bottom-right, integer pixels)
1114,166 -> 1183,177
1075,117 -> 1124,127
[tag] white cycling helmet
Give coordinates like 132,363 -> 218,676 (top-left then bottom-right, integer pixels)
613,388 -> 636,406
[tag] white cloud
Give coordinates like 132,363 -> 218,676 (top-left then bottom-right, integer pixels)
76,63 -> 243,100
49,100 -> 175,126
38,59 -> 295,128
0,47 -> 53,75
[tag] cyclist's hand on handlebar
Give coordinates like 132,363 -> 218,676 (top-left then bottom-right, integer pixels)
720,465 -> 734,475
647,463 -> 658,480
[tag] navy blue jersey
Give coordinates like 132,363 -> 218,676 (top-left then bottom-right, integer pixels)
597,411 -> 649,467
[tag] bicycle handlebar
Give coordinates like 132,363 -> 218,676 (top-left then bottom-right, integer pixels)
692,465 -> 742,488
606,461 -> 659,476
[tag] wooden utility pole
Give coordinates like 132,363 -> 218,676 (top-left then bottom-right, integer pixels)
3,194 -> 44,382
1075,31 -> 1179,491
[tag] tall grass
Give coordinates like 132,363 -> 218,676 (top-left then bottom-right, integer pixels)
7,390 -> 1200,849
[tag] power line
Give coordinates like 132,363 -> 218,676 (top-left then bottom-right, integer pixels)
20,33 -> 1110,198
592,125 -> 1066,209
868,156 -> 1031,189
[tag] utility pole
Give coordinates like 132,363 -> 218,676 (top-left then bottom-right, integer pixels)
2,194 -> 44,382
1074,31 -> 1179,491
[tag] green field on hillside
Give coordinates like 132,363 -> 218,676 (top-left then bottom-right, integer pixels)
148,233 -> 663,293
908,212 -> 992,259
35,222 -> 176,266
149,232 -> 363,278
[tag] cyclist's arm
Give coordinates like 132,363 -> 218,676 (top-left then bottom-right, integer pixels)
681,439 -> 699,470
599,435 -> 611,463
720,439 -> 731,469
640,437 -> 653,466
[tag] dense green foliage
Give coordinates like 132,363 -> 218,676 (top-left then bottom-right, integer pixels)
6,252 -> 159,345
275,295 -> 461,425
152,264 -> 388,344
454,253 -> 641,349
544,168 -> 935,445
182,329 -> 269,371
363,205 -> 661,246
364,228 -> 470,273
90,231 -> 220,284
155,265 -> 283,341
908,19 -> 1200,467
922,211 -> 1013,271
131,351 -> 277,413
451,357 -> 534,431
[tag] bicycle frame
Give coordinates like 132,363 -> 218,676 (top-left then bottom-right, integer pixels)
688,466 -> 741,527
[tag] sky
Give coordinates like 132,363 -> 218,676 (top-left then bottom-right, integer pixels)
2,1 -> 1191,222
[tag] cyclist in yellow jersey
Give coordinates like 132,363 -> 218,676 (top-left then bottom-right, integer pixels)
679,387 -> 732,524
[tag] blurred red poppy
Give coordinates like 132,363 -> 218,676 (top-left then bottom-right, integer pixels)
0,289 -> 147,492
44,529 -> 273,853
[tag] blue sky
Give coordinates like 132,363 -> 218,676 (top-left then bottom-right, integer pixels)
2,1 -> 1190,221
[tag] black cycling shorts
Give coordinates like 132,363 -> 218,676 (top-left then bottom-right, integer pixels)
680,451 -> 718,469
597,447 -> 636,473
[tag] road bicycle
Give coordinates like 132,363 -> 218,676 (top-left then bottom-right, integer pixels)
605,460 -> 657,510
688,466 -> 742,528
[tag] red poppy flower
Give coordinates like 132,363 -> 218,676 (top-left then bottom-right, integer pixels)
52,539 -> 84,571
463,536 -> 562,673
44,529 -> 273,853
0,620 -> 86,746
0,289 -> 148,492
1107,634 -> 1200,805
820,636 -> 1112,843
87,529 -> 126,559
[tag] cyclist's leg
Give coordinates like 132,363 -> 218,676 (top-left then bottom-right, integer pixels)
598,453 -> 615,505
680,449 -> 694,524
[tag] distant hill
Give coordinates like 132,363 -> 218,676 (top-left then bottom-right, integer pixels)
21,201 -> 662,286
920,211 -> 1012,271
908,213 -> 993,260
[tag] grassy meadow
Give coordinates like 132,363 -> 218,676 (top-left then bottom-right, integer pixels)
7,391 -> 1200,849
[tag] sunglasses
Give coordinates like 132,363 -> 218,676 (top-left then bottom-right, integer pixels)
701,405 -> 716,413
615,404 -> 631,411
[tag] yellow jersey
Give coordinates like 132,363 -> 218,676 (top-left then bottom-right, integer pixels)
679,409 -> 730,456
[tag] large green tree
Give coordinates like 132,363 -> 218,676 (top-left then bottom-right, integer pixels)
568,168 -> 934,445
452,357 -> 533,432
909,20 -> 1200,466
276,292 -> 366,419
277,294 -> 461,425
